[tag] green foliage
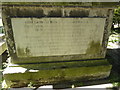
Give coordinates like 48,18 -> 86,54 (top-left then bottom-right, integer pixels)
113,7 -> 120,25
111,6 -> 120,34
112,82 -> 120,87
0,26 -> 4,34
27,82 -> 34,88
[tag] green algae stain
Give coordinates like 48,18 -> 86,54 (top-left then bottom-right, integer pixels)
25,47 -> 31,56
17,47 -> 31,57
3,65 -> 112,88
86,41 -> 102,54
69,10 -> 89,17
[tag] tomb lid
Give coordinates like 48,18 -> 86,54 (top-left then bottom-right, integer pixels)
1,2 -> 119,8
0,0 -> 119,2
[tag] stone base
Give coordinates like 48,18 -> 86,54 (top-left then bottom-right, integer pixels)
3,59 -> 112,88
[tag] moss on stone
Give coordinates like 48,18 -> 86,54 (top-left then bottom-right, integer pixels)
10,59 -> 110,70
17,47 -> 26,57
3,65 -> 112,88
17,47 -> 31,57
86,41 -> 102,54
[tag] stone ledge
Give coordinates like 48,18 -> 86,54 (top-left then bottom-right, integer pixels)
1,2 -> 119,8
1,0 -> 119,2
0,41 -> 7,55
0,34 -> 7,55
3,59 -> 112,88
8,59 -> 110,70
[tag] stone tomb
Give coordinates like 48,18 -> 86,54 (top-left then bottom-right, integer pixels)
2,2 -> 117,88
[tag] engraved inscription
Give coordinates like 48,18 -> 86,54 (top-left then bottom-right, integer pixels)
11,18 -> 106,57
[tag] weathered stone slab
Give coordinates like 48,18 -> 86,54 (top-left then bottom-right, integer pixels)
11,18 -> 105,57
3,59 -> 112,88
